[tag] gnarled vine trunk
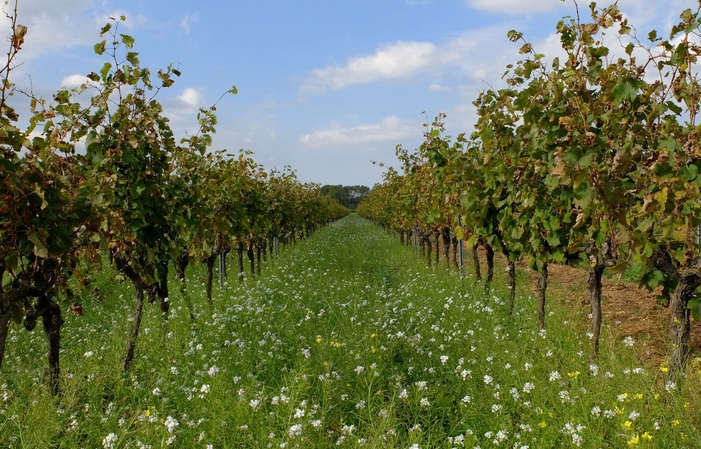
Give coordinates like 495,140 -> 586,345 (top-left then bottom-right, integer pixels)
442,227 -> 451,268
480,238 -> 494,289
585,238 -> 616,362
122,276 -> 145,371
472,243 -> 481,282
247,242 -> 255,276
0,307 -> 12,370
203,255 -> 216,307
537,263 -> 548,330
39,296 -> 63,396
652,250 -> 701,381
176,251 -> 195,322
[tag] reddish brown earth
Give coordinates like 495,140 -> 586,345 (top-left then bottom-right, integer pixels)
420,237 -> 701,369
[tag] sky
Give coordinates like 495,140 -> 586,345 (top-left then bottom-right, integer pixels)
2,0 -> 694,187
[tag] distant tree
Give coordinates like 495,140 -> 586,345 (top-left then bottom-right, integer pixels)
320,184 -> 369,209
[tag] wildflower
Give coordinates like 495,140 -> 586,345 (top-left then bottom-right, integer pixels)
152,387 -> 161,396
617,393 -> 628,402
440,355 -> 449,365
399,389 -> 408,399
627,435 -> 639,446
355,366 -> 365,375
641,432 -> 652,441
623,421 -> 633,430
567,371 -> 580,379
208,366 -> 219,377
591,406 -> 601,417
250,399 -> 260,410
164,416 -> 179,433
288,424 -> 303,438
102,433 -> 118,449
548,371 -> 561,382
623,336 -> 635,347
484,375 -> 493,385
461,395 -> 471,404
84,351 -> 94,358
420,397 -> 430,407
665,381 -> 677,393
523,382 -> 535,393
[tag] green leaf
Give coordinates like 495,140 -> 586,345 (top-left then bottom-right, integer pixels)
100,62 -> 112,81
121,34 -> 135,48
100,23 -> 112,36
128,217 -> 146,232
637,216 -> 654,232
94,40 -> 106,55
648,30 -> 658,42
28,232 -> 49,258
126,52 -> 140,66
689,297 -> 701,321
612,77 -> 642,104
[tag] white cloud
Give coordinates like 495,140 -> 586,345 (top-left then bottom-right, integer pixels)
465,0 -> 568,15
428,83 -> 451,91
177,87 -> 204,111
0,1 -> 148,62
181,12 -> 199,34
60,74 -> 92,88
301,36 -> 479,93
300,116 -> 418,148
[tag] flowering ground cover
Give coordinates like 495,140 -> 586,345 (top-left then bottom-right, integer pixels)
1,214 -> 700,448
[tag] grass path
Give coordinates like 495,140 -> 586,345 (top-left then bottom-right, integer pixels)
1,215 -> 699,448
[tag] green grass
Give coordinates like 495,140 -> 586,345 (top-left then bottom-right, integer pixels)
1,214 -> 700,448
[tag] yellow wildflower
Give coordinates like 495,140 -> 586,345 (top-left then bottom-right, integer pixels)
627,435 -> 639,446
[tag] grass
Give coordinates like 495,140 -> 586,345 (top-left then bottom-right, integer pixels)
1,214 -> 701,448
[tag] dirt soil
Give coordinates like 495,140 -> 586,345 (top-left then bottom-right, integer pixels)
536,262 -> 689,367
420,237 -> 701,368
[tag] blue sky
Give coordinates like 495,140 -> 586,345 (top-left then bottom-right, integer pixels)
4,0 -> 690,187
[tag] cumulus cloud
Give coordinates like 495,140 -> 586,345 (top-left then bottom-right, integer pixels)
299,116 -> 418,149
464,0 -> 568,15
0,1 -> 148,62
61,74 -> 93,88
301,36 -> 478,93
428,83 -> 451,92
177,87 -> 204,111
